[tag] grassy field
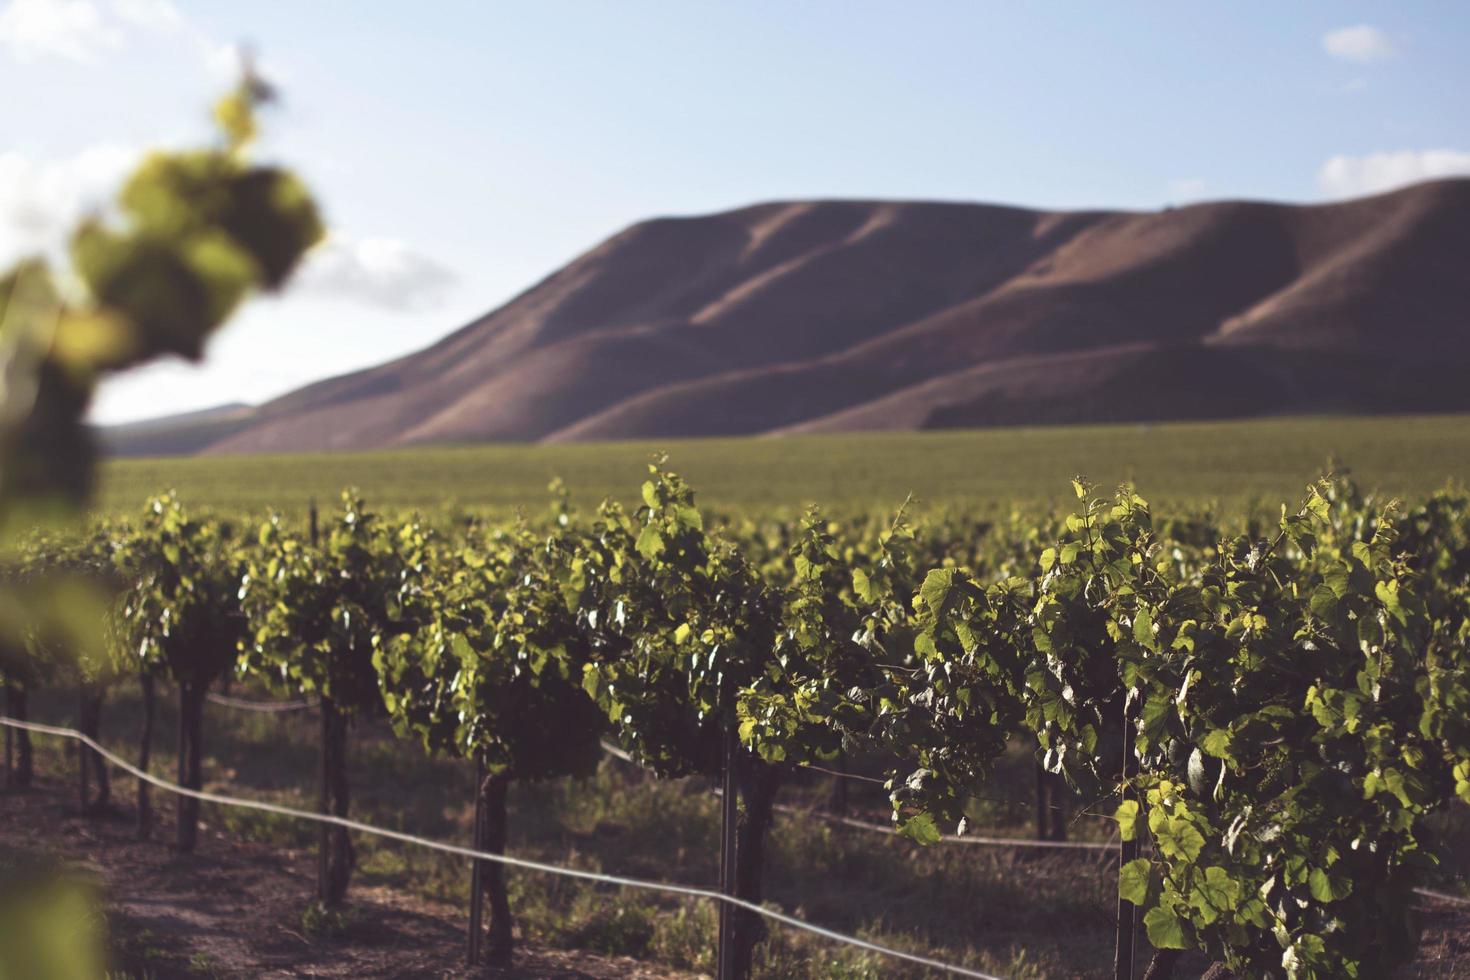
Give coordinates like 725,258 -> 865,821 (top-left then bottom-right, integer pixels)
96,414 -> 1470,518
11,684 -> 1143,979
13,684 -> 1469,979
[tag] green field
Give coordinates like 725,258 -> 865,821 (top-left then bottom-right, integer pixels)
96,414 -> 1470,517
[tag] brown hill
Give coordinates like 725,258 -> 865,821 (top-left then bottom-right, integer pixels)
108,179 -> 1470,455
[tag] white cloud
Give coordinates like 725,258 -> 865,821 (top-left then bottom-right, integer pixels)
1166,178 -> 1209,203
0,143 -> 137,263
1322,25 -> 1396,64
298,235 -> 459,311
108,0 -> 180,32
0,0 -> 120,62
0,152 -> 457,315
1317,149 -> 1470,198
198,39 -> 284,86
202,38 -> 242,79
0,0 -> 264,80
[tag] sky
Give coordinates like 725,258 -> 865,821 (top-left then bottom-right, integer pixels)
2,1 -> 1467,424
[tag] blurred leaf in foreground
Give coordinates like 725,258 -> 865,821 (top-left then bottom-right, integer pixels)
0,75 -> 323,537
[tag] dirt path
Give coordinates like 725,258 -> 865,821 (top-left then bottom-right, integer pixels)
4,766 -> 1468,978
1,775 -> 693,979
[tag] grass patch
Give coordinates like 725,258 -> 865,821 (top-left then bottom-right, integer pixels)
22,683 -> 1127,976
298,901 -> 353,940
23,677 -> 1460,977
97,414 -> 1470,517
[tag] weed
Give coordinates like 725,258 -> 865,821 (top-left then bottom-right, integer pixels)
299,901 -> 352,940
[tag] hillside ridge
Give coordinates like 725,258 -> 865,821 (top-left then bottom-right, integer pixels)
105,179 -> 1470,455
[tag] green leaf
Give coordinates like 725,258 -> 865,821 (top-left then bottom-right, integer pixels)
1200,728 -> 1234,762
1119,858 -> 1153,905
918,568 -> 957,614
1115,800 -> 1141,841
1305,489 -> 1331,522
635,525 -> 664,559
1133,608 -> 1158,652
897,812 -> 941,845
1374,579 -> 1407,625
1308,867 -> 1352,903
1155,815 -> 1205,862
1143,905 -> 1190,949
449,633 -> 473,662
1309,585 -> 1338,620
1193,866 -> 1240,916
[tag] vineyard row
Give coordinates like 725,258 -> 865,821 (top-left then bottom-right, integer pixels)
2,467 -> 1469,980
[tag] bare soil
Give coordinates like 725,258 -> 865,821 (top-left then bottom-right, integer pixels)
0,774 -> 692,979
3,760 -> 1467,979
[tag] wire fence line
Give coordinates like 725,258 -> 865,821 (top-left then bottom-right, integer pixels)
207,709 -> 1105,851
207,696 -> 1108,827
809,807 -> 1115,852
208,696 -> 1109,831
798,761 -> 887,785
1416,887 -> 1470,908
758,774 -> 1470,903
0,715 -> 1006,980
598,738 -> 636,763
205,693 -> 319,712
770,753 -> 1087,815
197,715 -> 1470,895
738,750 -> 1107,818
592,744 -> 1470,895
598,742 -> 1115,851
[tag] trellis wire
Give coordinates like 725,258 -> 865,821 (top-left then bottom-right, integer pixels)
600,741 -> 1114,849
206,693 -> 319,712
0,715 -> 1004,980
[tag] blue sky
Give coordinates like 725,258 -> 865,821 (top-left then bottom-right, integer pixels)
2,1 -> 1467,423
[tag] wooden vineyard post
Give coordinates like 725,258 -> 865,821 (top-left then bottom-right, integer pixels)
482,773 -> 514,965
78,688 -> 108,813
3,686 -> 12,790
138,674 -> 155,839
177,684 -> 189,847
468,757 -> 486,966
1035,760 -> 1049,841
317,695 -> 332,903
78,694 -> 89,813
316,694 -> 353,904
1049,772 -> 1069,842
309,499 -> 334,906
826,749 -> 848,816
717,722 -> 739,980
1114,699 -> 1138,980
176,679 -> 204,852
3,720 -> 10,789
9,686 -> 31,787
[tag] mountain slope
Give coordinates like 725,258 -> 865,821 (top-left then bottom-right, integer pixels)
107,179 -> 1470,456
